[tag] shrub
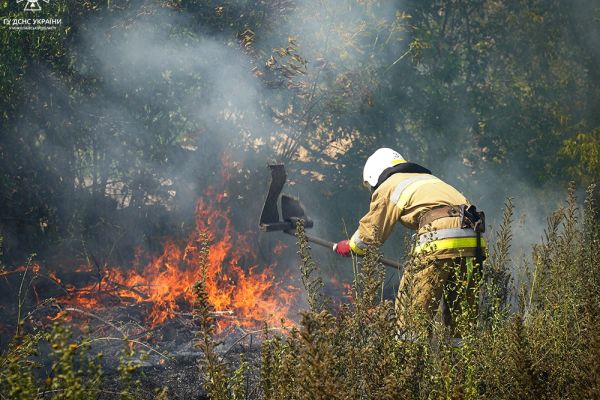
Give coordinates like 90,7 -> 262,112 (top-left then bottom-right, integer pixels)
196,184 -> 600,399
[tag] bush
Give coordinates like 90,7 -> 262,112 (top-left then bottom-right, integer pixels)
3,184 -> 598,399
197,185 -> 600,399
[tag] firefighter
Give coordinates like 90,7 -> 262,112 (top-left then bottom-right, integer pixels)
333,148 -> 485,334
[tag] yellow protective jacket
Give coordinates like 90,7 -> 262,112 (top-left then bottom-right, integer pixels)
349,171 -> 483,260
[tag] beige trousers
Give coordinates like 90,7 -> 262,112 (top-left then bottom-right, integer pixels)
395,257 -> 479,336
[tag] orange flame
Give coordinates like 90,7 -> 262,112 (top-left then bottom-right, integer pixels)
53,184 -> 299,330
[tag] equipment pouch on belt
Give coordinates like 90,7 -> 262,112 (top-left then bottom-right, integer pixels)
417,204 -> 486,265
459,204 -> 486,266
460,205 -> 485,234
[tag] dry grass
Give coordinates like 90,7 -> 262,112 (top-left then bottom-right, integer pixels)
197,184 -> 600,399
2,185 -> 599,399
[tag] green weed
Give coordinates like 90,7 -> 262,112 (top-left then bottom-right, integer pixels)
196,184 -> 600,399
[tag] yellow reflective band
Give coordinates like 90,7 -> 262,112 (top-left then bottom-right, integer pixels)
349,238 -> 365,255
413,237 -> 486,254
391,159 -> 407,165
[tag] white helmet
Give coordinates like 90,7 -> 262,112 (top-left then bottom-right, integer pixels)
363,148 -> 405,188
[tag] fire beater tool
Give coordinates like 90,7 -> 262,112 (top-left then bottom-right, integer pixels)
259,164 -> 402,269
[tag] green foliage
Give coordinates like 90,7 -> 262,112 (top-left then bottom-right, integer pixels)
351,237 -> 386,310
1,0 -> 600,395
2,187 -> 598,398
45,323 -> 103,400
1,0 -> 598,269
560,127 -> 600,186
0,320 -> 144,400
480,198 -> 514,327
193,231 -> 249,400
0,329 -> 46,399
295,219 -> 324,312
116,343 -> 143,400
230,354 -> 249,400
194,185 -> 600,399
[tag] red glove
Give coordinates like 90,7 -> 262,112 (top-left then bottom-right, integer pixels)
333,240 -> 352,257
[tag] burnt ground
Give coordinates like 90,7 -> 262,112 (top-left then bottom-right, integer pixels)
15,315 -> 264,400
130,346 -> 261,399
98,322 -> 263,400
0,270 -> 266,400
97,320 -> 265,399
99,333 -> 263,399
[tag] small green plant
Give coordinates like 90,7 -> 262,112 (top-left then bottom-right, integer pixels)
193,231 -> 251,400
0,319 -> 150,400
0,237 -> 145,400
193,232 -> 229,400
45,322 -> 103,400
115,342 -> 143,400
0,329 -> 46,400
247,184 -> 600,399
3,185 -> 592,399
295,219 -> 324,312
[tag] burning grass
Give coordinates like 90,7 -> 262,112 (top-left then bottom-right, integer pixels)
1,184 -> 599,399
1,184 -> 301,335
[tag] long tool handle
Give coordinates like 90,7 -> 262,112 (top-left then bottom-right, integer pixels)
286,231 -> 403,270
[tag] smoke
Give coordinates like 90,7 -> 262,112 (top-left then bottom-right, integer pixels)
3,0 -> 588,305
437,158 -> 564,256
78,7 -> 272,156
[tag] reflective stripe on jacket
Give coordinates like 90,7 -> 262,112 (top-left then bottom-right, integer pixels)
414,228 -> 486,256
349,172 -> 483,259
